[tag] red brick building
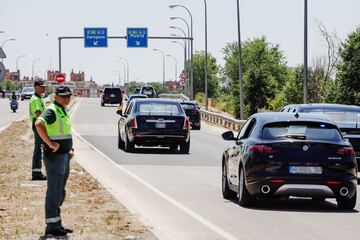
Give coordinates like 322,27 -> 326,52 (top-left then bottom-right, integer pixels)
47,70 -> 65,81
5,70 -> 20,81
70,70 -> 85,82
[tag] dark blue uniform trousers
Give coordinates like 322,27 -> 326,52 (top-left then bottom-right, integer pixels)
44,153 -> 70,231
32,125 -> 43,175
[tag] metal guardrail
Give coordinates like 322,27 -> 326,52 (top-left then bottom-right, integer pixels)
160,93 -> 245,131
199,109 -> 246,131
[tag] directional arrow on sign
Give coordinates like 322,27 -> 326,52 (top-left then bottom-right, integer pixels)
136,41 -> 140,46
94,41 -> 98,46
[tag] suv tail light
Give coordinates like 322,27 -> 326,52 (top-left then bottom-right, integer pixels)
336,147 -> 355,155
184,117 -> 190,129
191,109 -> 199,115
131,117 -> 138,129
249,145 -> 275,154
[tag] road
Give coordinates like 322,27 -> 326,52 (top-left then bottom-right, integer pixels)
0,98 -> 28,131
72,98 -> 360,240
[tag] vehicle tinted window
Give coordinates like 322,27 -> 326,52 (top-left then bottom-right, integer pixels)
181,103 -> 197,109
304,109 -> 360,123
22,87 -> 34,93
262,121 -> 342,142
137,102 -> 182,115
104,88 -> 121,94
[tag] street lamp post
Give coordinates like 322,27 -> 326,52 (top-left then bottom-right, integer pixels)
169,4 -> 194,100
153,49 -> 166,85
113,70 -> 121,86
167,54 -> 178,81
304,0 -> 308,104
1,38 -> 16,63
172,41 -> 188,94
204,0 -> 209,110
32,58 -> 41,79
119,57 -> 129,84
116,60 -> 126,85
236,0 -> 244,120
16,55 -> 26,71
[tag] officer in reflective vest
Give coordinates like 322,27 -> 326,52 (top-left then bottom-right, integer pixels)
35,86 -> 74,237
29,80 -> 47,180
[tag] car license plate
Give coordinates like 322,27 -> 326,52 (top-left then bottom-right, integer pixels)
155,122 -> 166,128
289,166 -> 322,174
110,94 -> 115,97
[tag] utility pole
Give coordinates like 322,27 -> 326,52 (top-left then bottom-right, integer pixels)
237,0 -> 244,120
304,0 -> 308,104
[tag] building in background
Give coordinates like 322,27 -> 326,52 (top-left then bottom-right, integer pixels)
70,70 -> 85,82
4,70 -> 20,81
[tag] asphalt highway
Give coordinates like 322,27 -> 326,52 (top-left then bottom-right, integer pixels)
72,98 -> 360,240
0,98 -> 28,131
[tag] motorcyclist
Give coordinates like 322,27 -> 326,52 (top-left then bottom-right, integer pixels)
11,91 -> 17,100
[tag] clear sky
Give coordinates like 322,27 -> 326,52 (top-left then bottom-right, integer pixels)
1,0 -> 359,85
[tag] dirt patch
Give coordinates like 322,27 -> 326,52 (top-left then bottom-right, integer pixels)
0,120 -> 157,240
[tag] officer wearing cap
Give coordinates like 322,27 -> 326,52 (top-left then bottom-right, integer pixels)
29,80 -> 47,181
35,85 -> 74,237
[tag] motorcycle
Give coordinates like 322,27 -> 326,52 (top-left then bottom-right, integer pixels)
10,99 -> 18,113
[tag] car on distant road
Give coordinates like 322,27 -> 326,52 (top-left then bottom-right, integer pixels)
281,104 -> 360,171
117,99 -> 190,153
221,112 -> 357,209
140,85 -> 156,98
101,87 -> 122,106
20,87 -> 35,100
180,100 -> 201,130
133,87 -> 141,94
117,94 -> 148,115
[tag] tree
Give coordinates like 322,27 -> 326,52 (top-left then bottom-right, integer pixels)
336,27 -> 360,105
191,51 -> 219,98
223,37 -> 289,116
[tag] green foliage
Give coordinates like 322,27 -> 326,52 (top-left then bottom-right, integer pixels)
195,92 -> 205,104
0,80 -> 19,91
192,51 -> 219,98
213,92 -> 236,115
321,79 -> 341,103
336,27 -> 360,105
223,37 -> 289,117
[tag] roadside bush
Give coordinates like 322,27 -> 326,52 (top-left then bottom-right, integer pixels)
195,92 -> 205,104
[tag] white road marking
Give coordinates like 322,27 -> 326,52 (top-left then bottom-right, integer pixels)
71,98 -> 238,240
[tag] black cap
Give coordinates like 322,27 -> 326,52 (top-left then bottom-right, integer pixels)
34,80 -> 47,87
55,86 -> 72,96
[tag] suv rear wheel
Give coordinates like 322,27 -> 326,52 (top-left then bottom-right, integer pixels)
238,166 -> 255,207
337,191 -> 357,210
124,129 -> 135,152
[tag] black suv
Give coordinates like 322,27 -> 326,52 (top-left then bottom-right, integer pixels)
281,104 -> 360,171
101,87 -> 122,106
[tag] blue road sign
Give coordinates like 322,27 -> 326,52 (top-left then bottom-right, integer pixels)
84,28 -> 108,48
127,28 -> 148,48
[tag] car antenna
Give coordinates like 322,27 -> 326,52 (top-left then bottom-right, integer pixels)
294,112 -> 299,119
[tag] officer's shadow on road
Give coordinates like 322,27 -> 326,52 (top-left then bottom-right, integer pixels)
227,198 -> 359,213
39,235 -> 69,240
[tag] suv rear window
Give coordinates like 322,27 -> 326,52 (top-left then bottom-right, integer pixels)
262,121 -> 342,142
104,88 -> 121,95
136,102 -> 182,115
303,109 -> 360,123
180,103 -> 197,110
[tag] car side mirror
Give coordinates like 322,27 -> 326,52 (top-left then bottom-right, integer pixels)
222,131 -> 236,141
341,132 -> 348,138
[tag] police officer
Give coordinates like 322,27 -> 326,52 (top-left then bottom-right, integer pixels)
29,80 -> 47,180
35,86 -> 74,237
